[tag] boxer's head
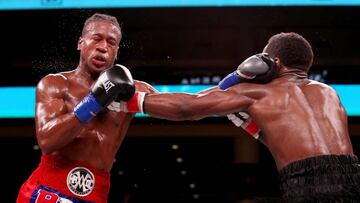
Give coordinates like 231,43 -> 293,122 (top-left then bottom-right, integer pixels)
77,13 -> 122,75
81,13 -> 121,37
263,32 -> 313,73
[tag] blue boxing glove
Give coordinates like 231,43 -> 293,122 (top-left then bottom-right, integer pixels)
74,64 -> 135,124
219,53 -> 276,90
219,54 -> 275,139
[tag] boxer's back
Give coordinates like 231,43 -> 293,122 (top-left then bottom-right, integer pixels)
248,79 -> 353,170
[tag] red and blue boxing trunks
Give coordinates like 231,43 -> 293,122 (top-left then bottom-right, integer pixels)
17,154 -> 110,203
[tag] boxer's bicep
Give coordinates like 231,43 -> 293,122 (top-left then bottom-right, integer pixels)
36,99 -> 67,127
34,76 -> 83,153
35,75 -> 68,128
196,86 -> 219,95
186,89 -> 254,119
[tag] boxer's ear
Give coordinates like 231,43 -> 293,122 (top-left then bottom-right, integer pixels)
115,48 -> 119,61
274,57 -> 283,70
274,57 -> 280,64
77,37 -> 84,51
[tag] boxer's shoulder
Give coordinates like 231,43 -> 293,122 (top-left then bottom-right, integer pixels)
306,80 -> 334,90
228,82 -> 277,99
37,72 -> 70,97
301,80 -> 338,97
39,71 -> 70,85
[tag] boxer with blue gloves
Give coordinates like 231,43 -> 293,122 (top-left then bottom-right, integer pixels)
140,32 -> 360,202
219,53 -> 276,90
219,53 -> 276,139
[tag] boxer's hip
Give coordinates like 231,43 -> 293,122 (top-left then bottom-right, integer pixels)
17,154 -> 110,203
279,154 -> 360,202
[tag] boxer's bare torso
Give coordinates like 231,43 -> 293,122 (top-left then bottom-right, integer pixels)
144,75 -> 353,170
36,69 -> 155,171
245,77 -> 352,170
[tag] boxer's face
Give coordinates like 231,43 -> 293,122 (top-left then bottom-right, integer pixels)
78,21 -> 121,74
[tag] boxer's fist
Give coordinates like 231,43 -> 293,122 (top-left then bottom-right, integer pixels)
250,53 -> 277,84
92,64 -> 135,104
219,53 -> 276,90
74,64 -> 135,124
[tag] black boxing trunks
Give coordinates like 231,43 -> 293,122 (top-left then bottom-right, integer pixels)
279,154 -> 360,202
17,154 -> 110,203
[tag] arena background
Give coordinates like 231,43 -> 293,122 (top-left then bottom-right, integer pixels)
0,1 -> 360,202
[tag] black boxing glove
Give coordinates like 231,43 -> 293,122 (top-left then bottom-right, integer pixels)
74,64 -> 135,124
218,53 -> 276,90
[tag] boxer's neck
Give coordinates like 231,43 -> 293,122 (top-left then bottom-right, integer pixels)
74,66 -> 97,87
276,67 -> 308,85
278,66 -> 307,79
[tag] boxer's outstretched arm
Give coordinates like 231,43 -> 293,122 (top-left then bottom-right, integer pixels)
35,74 -> 83,154
196,86 -> 219,94
144,88 -> 254,121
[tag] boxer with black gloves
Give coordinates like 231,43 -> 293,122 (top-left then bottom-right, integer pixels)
17,13 -> 158,203
74,64 -> 135,124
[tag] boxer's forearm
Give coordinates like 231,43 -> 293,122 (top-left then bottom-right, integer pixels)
144,93 -> 199,121
36,113 -> 83,154
144,90 -> 252,121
